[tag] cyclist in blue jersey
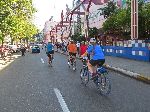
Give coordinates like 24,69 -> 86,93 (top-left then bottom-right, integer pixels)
46,41 -> 54,64
81,38 -> 105,79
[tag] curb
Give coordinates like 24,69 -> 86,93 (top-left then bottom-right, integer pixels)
104,64 -> 150,84
56,51 -> 150,84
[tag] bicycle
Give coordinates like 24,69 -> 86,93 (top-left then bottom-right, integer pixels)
80,57 -> 111,95
47,52 -> 53,67
68,55 -> 76,71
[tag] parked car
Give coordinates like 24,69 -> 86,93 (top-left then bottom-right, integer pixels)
32,45 -> 40,53
29,42 -> 35,49
8,45 -> 19,53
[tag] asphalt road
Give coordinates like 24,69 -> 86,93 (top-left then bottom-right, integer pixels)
0,49 -> 149,112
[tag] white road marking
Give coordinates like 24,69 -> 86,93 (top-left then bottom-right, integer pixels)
54,88 -> 70,112
41,58 -> 45,63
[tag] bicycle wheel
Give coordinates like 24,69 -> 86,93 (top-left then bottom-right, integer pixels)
80,68 -> 89,86
97,72 -> 111,95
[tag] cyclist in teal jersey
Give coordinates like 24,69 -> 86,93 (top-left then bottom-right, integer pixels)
46,41 -> 54,64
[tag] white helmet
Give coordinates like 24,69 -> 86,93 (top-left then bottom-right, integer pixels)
90,38 -> 96,43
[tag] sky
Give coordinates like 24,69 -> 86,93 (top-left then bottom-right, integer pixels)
33,0 -> 73,31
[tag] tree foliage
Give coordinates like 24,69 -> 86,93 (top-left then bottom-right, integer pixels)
89,27 -> 99,37
71,33 -> 86,42
98,1 -> 118,18
102,0 -> 150,39
0,0 -> 38,44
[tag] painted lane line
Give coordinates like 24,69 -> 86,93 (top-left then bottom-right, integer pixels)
54,88 -> 70,112
41,58 -> 45,63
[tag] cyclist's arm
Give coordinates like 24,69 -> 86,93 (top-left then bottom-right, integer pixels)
74,45 -> 77,53
81,51 -> 88,57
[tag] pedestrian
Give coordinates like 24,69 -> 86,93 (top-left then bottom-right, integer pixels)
20,46 -> 26,56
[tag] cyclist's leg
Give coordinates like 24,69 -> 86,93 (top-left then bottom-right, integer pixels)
51,50 -> 54,59
90,59 -> 105,74
68,52 -> 71,63
47,52 -> 51,64
98,59 -> 105,67
74,53 -> 77,65
87,60 -> 94,74
48,56 -> 50,64
87,60 -> 98,78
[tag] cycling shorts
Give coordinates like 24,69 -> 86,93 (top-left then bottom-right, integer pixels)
69,52 -> 76,57
47,50 -> 54,57
89,59 -> 105,67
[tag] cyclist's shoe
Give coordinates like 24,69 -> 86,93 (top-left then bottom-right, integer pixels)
68,61 -> 70,66
73,67 -> 76,71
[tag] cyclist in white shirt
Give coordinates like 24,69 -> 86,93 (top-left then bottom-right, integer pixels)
76,41 -> 80,55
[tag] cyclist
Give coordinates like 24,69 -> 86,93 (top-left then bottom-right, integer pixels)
67,40 -> 77,65
76,41 -> 80,55
46,41 -> 54,64
80,41 -> 87,57
81,38 -> 105,79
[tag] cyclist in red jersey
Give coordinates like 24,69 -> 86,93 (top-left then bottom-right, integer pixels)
80,41 -> 87,56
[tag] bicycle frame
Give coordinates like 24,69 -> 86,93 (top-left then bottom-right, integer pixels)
80,57 -> 111,95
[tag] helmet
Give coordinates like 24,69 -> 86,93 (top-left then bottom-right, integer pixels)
81,41 -> 84,44
90,38 -> 96,43
48,40 -> 52,43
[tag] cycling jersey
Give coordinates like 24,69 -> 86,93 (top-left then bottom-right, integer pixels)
67,44 -> 77,54
80,44 -> 87,55
87,45 -> 105,60
47,43 -> 54,52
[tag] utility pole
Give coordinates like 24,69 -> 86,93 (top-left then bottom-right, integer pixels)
72,0 -> 76,35
76,0 -> 82,34
131,0 -> 138,40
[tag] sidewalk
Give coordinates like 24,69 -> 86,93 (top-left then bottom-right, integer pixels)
57,50 -> 150,84
0,54 -> 21,71
105,56 -> 150,84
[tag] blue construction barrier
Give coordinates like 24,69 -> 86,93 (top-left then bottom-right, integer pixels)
129,47 -> 150,61
102,46 -> 116,56
102,46 -> 150,62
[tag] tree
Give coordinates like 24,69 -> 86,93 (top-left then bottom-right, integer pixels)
89,27 -> 99,37
98,1 -> 118,18
0,30 -> 4,45
0,0 -> 38,45
102,0 -> 150,40
138,1 -> 150,39
71,33 -> 86,42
